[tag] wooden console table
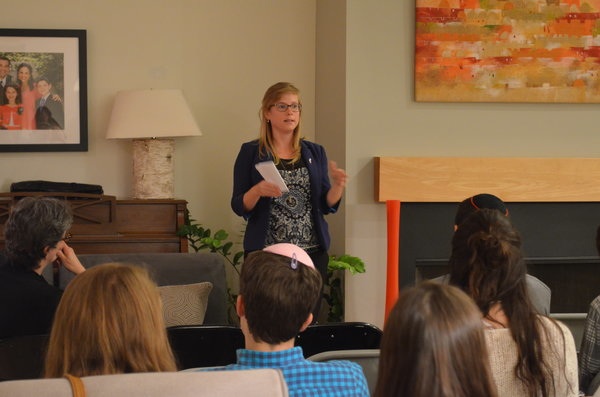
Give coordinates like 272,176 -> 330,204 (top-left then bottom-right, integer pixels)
0,193 -> 188,254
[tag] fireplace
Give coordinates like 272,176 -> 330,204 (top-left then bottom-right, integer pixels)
375,156 -> 600,317
400,202 -> 600,314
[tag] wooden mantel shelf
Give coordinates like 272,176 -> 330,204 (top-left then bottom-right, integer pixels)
375,157 -> 600,203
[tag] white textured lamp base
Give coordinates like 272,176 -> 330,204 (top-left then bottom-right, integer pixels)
132,138 -> 174,199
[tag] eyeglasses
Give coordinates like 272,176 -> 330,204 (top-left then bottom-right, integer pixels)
62,232 -> 73,243
271,102 -> 302,112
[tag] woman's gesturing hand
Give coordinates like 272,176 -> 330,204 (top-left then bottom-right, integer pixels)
329,161 -> 348,188
327,161 -> 347,207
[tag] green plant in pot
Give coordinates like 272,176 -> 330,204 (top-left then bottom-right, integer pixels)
323,254 -> 365,323
177,218 -> 244,325
178,214 -> 366,324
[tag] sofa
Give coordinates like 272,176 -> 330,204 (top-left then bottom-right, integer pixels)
0,252 -> 228,382
0,369 -> 288,397
43,252 -> 228,325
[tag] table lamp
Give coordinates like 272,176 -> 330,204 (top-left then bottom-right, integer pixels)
106,89 -> 202,199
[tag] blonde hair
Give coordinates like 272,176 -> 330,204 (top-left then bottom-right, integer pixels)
44,263 -> 177,377
258,82 -> 302,164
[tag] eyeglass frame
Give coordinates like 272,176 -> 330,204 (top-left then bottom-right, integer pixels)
51,232 -> 72,249
270,102 -> 302,112
62,232 -> 73,243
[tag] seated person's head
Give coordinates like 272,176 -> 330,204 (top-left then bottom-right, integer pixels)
454,193 -> 508,228
44,263 -> 176,377
4,197 -> 72,271
239,243 -> 322,344
375,281 -> 497,397
449,208 -> 526,313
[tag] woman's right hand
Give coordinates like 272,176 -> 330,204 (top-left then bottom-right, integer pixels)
242,181 -> 282,212
254,180 -> 283,198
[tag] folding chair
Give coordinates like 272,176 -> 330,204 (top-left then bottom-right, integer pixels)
167,325 -> 244,369
294,322 -> 382,358
308,349 -> 380,395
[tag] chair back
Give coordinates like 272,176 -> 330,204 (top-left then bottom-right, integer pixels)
167,325 -> 244,369
0,334 -> 49,381
590,371 -> 600,396
294,322 -> 382,358
308,349 -> 380,395
0,369 -> 289,397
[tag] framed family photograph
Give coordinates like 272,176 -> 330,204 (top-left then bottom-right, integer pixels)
0,29 -> 87,152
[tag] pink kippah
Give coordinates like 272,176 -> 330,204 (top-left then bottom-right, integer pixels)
263,243 -> 315,269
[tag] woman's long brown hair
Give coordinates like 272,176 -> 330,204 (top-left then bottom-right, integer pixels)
449,209 -> 566,397
374,281 -> 498,397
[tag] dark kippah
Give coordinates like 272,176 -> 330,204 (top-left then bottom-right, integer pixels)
454,193 -> 508,226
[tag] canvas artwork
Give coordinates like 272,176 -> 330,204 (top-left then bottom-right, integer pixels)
415,0 -> 600,103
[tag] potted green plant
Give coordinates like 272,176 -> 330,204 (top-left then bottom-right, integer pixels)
323,255 -> 365,323
177,217 -> 244,324
178,213 -> 366,324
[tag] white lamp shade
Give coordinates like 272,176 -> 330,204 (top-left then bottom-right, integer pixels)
106,89 -> 202,139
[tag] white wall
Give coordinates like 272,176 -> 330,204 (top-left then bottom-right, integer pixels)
315,0 -> 347,256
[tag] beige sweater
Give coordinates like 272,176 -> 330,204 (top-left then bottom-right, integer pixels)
485,316 -> 579,397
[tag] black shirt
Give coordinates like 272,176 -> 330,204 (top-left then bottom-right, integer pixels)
0,258 -> 62,339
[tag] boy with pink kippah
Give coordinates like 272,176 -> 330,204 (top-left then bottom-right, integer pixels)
202,243 -> 369,397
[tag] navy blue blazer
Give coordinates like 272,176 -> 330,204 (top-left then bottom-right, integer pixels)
231,139 -> 340,252
35,96 -> 64,129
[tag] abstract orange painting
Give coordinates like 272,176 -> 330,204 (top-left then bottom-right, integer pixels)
415,0 -> 600,102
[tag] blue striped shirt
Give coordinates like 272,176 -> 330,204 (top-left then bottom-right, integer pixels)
210,347 -> 369,397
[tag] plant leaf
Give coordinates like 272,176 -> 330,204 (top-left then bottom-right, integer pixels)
328,255 -> 365,274
214,229 -> 229,241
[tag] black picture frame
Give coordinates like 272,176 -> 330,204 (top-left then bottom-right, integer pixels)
0,29 -> 87,152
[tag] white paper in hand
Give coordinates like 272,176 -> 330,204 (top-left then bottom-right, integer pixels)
255,161 -> 289,193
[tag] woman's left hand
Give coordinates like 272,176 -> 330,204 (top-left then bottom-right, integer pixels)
329,161 -> 347,188
326,161 -> 347,207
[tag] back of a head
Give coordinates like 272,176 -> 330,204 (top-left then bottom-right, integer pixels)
240,248 -> 322,344
4,197 -> 72,270
45,263 -> 176,377
374,282 -> 497,397
449,208 -> 526,314
454,193 -> 508,227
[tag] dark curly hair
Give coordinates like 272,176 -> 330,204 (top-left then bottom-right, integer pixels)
2,82 -> 22,105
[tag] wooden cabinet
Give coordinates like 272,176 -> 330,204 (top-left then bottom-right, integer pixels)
0,193 -> 188,254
